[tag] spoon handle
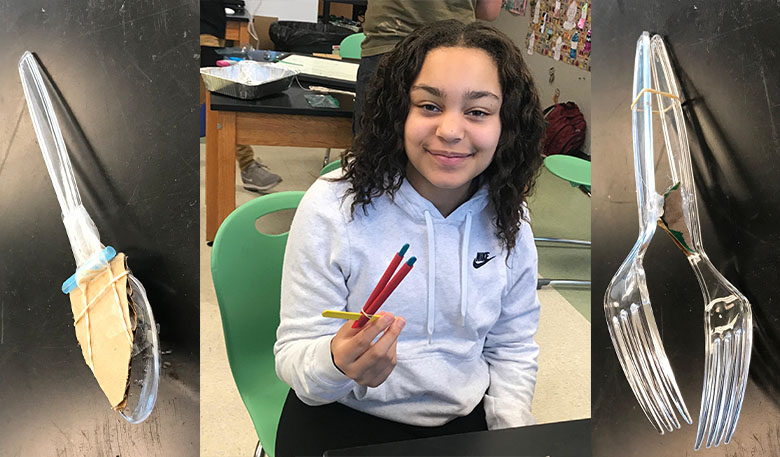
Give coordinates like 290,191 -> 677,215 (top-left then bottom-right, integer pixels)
19,51 -> 103,266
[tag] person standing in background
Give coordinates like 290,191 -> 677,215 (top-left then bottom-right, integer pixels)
353,0 -> 502,135
200,0 -> 283,193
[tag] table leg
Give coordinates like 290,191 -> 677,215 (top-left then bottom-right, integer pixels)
205,92 -> 237,242
239,22 -> 250,47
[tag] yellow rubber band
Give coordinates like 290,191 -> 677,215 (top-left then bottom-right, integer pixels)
631,87 -> 680,113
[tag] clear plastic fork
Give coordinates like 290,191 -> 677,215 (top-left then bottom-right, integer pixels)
648,35 -> 753,450
603,32 -> 692,434
18,51 -> 160,424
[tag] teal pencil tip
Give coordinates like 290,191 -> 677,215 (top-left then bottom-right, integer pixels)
406,256 -> 417,266
399,243 -> 409,256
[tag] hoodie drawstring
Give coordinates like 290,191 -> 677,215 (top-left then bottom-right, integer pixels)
460,211 -> 472,323
424,210 -> 474,343
424,210 -> 435,344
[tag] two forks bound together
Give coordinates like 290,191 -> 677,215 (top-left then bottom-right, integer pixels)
604,32 -> 753,451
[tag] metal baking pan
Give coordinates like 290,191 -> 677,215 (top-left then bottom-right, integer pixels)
200,61 -> 299,100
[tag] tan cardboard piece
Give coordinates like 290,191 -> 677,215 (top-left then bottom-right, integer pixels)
68,253 -> 136,410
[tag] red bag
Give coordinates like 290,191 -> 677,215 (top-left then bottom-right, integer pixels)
543,102 -> 587,156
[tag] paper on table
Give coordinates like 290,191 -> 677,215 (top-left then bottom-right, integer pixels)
278,54 -> 358,82
68,253 -> 136,409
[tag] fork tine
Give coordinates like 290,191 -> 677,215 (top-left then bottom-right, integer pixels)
710,332 -> 736,447
612,314 -> 665,432
716,330 -> 741,446
724,327 -> 751,445
695,337 -> 718,450
652,349 -> 691,424
629,305 -> 682,430
635,306 -> 691,424
619,305 -> 681,432
705,337 -> 726,448
612,313 -> 668,433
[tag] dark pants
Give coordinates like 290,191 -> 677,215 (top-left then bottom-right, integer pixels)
352,53 -> 384,137
275,389 -> 488,457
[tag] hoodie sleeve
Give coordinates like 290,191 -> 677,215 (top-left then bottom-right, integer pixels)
482,221 -> 541,429
273,178 -> 357,405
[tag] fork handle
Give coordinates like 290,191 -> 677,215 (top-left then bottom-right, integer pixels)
688,255 -> 744,310
648,35 -> 704,252
19,51 -> 103,266
632,33 -> 663,234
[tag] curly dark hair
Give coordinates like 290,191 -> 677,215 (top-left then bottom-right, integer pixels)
336,19 -> 545,255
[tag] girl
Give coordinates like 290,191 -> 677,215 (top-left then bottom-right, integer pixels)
274,19 -> 546,456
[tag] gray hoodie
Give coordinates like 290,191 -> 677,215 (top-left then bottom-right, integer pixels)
274,172 -> 540,429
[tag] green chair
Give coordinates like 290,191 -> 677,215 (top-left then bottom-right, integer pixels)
211,191 -> 305,457
338,32 -> 365,59
320,159 -> 342,176
535,155 -> 591,289
543,154 -> 591,196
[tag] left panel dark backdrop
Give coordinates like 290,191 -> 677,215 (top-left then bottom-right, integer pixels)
0,1 -> 199,455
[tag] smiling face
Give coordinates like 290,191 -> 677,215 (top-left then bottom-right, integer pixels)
404,46 -> 503,216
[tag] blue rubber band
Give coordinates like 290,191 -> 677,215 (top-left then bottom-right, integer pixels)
61,246 -> 117,294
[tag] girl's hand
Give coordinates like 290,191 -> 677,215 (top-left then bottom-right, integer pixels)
330,311 -> 406,388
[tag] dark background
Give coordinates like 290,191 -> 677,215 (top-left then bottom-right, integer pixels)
592,1 -> 780,456
0,1 -> 199,455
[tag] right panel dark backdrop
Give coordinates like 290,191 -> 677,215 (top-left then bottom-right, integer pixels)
592,1 -> 780,456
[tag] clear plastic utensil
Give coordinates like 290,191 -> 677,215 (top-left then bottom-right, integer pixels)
18,51 -> 160,424
648,35 -> 753,450
603,32 -> 692,434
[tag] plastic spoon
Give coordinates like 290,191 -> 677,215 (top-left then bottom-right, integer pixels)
18,51 -> 160,424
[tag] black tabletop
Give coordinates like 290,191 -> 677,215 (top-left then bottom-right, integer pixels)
226,10 -> 251,22
592,1 -> 780,456
0,1 -> 199,455
324,419 -> 590,457
210,84 -> 355,117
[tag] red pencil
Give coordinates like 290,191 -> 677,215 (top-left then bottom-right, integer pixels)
353,256 -> 417,329
352,245 -> 407,328
361,244 -> 409,316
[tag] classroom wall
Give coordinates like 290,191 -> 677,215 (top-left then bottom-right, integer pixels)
488,8 -> 591,155
245,0 -> 318,23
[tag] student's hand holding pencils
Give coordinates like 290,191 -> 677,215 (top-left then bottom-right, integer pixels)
330,311 -> 406,388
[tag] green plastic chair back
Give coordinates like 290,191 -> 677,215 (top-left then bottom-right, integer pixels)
543,155 -> 591,190
320,159 -> 342,176
339,33 -> 365,59
211,191 -> 305,457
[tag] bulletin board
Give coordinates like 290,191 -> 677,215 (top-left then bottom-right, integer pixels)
524,0 -> 591,71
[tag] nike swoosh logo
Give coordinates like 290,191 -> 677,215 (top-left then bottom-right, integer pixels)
473,256 -> 495,269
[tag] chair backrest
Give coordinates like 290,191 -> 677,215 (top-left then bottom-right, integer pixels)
211,191 -> 305,457
320,159 -> 342,176
339,33 -> 365,59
